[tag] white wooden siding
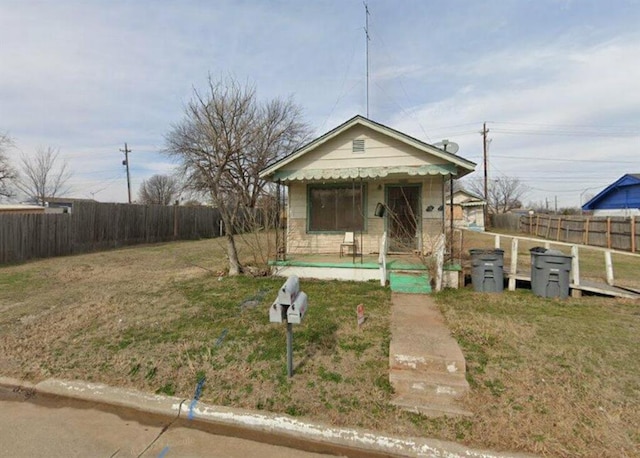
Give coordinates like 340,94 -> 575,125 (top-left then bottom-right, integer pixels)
289,125 -> 449,171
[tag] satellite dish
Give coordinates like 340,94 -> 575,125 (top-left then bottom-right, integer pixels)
433,140 -> 459,155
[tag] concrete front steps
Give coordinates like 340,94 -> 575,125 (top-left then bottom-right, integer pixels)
390,371 -> 472,417
389,293 -> 472,418
389,272 -> 432,294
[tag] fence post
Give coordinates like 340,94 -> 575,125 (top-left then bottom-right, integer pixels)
584,217 -> 590,245
607,217 -> 612,249
173,201 -> 179,239
604,250 -> 614,286
494,234 -> 500,249
508,237 -> 518,291
631,217 -> 636,253
545,216 -> 552,239
571,245 -> 581,298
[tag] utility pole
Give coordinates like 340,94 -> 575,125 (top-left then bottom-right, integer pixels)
364,1 -> 370,118
482,122 -> 489,221
120,142 -> 132,204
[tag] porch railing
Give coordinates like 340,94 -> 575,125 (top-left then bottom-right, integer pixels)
378,231 -> 388,286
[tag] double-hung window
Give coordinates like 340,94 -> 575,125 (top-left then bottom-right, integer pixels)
308,184 -> 365,232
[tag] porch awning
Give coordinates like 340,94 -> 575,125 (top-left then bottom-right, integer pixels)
271,164 -> 457,182
459,200 -> 486,207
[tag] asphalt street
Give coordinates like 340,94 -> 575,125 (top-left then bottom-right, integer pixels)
0,395 -> 334,458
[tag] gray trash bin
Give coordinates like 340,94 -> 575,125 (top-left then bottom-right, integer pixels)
530,248 -> 572,298
529,246 -> 547,291
469,249 -> 504,293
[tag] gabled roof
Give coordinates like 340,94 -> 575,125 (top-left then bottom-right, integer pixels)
445,189 -> 486,207
453,189 -> 485,201
260,115 -> 476,181
582,174 -> 640,210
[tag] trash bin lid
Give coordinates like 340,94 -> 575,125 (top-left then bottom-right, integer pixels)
470,248 -> 504,255
530,246 -> 547,254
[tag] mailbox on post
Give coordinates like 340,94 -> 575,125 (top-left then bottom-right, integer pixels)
270,275 -> 301,324
287,291 -> 308,325
277,275 -> 300,306
269,275 -> 309,377
269,301 -> 286,323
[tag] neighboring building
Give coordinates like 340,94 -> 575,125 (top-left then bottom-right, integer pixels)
0,204 -> 45,214
446,189 -> 486,231
259,115 -> 476,256
582,174 -> 640,217
44,197 -> 96,214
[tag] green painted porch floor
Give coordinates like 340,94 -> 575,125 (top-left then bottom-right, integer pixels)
269,255 -> 428,271
389,272 -> 432,294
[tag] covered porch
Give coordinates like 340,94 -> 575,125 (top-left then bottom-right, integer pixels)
268,252 -> 446,293
259,115 -> 476,292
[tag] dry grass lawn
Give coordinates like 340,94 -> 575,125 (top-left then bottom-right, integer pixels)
1,234 -> 639,457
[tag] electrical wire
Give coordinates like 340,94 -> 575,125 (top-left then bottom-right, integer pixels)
136,399 -> 186,457
319,27 -> 361,134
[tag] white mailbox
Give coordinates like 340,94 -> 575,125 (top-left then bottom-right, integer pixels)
277,275 -> 300,306
269,301 -> 286,323
287,291 -> 308,325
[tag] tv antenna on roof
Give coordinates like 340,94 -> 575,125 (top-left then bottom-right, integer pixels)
433,139 -> 459,155
364,1 -> 370,117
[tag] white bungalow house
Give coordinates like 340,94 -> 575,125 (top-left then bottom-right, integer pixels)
259,115 -> 476,286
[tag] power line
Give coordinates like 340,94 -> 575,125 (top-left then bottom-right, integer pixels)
492,120 -> 639,130
490,154 -> 638,164
491,128 -> 638,138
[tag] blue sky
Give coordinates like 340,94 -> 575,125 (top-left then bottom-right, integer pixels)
1,0 -> 639,207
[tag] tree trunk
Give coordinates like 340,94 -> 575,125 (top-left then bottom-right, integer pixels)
225,230 -> 243,276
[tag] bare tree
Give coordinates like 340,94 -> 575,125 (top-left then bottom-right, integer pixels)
0,133 -> 16,198
465,175 -> 528,214
138,174 -> 181,205
164,76 -> 309,275
16,146 -> 72,205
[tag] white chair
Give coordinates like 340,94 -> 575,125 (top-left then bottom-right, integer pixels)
340,232 -> 357,257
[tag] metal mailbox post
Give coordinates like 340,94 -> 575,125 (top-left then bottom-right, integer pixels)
269,275 -> 308,377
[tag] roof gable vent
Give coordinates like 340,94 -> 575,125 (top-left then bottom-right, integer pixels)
352,139 -> 365,153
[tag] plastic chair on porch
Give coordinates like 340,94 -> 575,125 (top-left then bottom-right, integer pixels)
340,232 -> 357,257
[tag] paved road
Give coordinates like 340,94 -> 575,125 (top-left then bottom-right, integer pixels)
0,395 -> 334,458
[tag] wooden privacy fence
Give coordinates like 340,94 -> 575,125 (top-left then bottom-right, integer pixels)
0,202 -> 231,264
491,213 -> 521,231
520,214 -> 639,253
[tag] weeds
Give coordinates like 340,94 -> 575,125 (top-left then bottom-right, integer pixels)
1,237 -> 638,457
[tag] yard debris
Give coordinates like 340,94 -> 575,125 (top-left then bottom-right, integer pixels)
239,289 -> 268,311
214,329 -> 228,347
188,376 -> 206,420
357,303 -> 366,327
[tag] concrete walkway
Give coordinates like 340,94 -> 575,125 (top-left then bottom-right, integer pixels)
389,293 -> 472,417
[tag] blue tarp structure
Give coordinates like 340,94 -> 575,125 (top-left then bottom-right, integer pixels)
582,174 -> 640,211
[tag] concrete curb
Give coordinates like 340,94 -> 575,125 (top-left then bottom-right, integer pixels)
0,376 -> 534,458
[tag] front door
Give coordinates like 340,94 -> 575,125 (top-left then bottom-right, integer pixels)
386,185 -> 420,252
